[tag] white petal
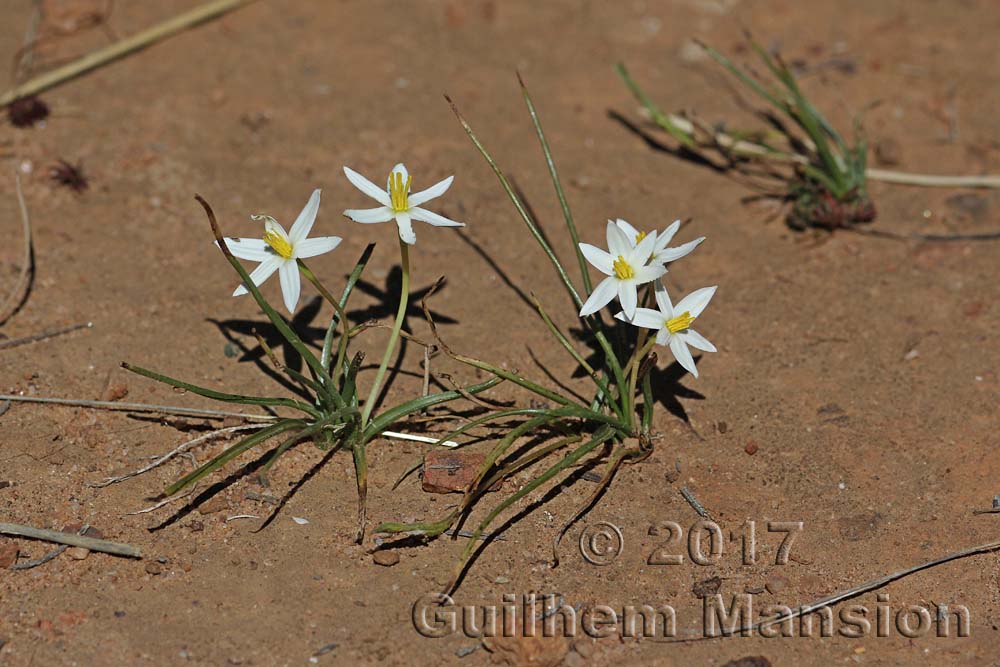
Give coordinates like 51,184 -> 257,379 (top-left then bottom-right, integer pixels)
264,218 -> 290,243
674,286 -> 717,318
681,329 -> 716,353
579,243 -> 614,275
232,256 -> 282,296
344,206 -> 394,223
606,221 -> 631,257
655,237 -> 705,264
629,231 -> 659,266
217,237 -> 269,262
288,189 -> 321,244
410,206 -> 464,227
618,281 -> 638,319
395,212 -> 417,245
343,166 -> 391,207
615,307 -> 664,329
388,163 -> 409,189
614,218 -> 641,245
659,219 -> 681,246
656,328 -> 671,346
578,277 -> 617,317
408,175 -> 453,207
669,336 -> 698,377
278,261 -> 301,313
294,236 -> 342,259
653,280 -> 674,317
633,264 -> 666,285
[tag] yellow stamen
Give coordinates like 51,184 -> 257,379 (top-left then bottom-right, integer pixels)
612,255 -> 635,280
263,228 -> 293,259
666,311 -> 695,334
389,171 -> 412,213
635,230 -> 648,243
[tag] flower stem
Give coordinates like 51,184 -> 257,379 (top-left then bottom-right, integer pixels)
360,238 -> 410,427
626,337 -> 657,430
297,259 -> 352,385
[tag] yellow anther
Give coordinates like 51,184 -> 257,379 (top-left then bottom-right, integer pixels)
612,255 -> 635,280
635,230 -> 648,243
389,171 -> 412,213
263,228 -> 293,259
666,311 -> 695,334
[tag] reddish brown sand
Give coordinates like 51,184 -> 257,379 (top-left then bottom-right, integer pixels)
1,1 -> 998,665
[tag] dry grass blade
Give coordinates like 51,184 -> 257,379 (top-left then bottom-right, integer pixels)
0,173 -> 34,326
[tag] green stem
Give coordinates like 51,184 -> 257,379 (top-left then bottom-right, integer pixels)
361,238 -> 410,426
298,259 -> 353,388
626,337 -> 657,429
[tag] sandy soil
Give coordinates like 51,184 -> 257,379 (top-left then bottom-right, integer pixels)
1,1 -> 999,665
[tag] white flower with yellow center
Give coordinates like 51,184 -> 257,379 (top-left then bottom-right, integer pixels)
218,189 -> 341,314
342,163 -> 463,245
616,280 -> 717,378
578,221 -> 666,319
614,218 -> 704,266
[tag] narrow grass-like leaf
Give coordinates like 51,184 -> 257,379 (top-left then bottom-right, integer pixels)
122,362 -> 321,417
446,425 -> 616,593
362,376 -> 504,443
615,63 -> 697,149
518,73 -> 593,293
165,419 -> 306,495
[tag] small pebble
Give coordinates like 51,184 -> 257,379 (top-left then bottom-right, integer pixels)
292,517 -> 310,525
373,551 -> 400,567
744,441 -> 758,455
765,574 -> 789,595
0,542 -> 19,568
145,562 -> 163,576
495,576 -> 510,584
717,421 -> 728,434
66,547 -> 90,560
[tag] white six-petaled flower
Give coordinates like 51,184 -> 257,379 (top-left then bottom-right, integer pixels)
342,163 -> 463,245
615,280 -> 717,378
217,189 -> 341,314
578,221 -> 666,319
614,218 -> 704,266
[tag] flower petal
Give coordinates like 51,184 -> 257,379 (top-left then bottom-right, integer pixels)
288,189 -> 321,244
674,286 -> 717,318
217,237 -> 270,262
615,307 -> 664,329
614,218 -> 641,245
408,175 -> 454,207
669,335 -> 698,377
410,206 -> 463,227
632,264 -> 666,284
278,260 -> 301,313
618,281 -> 638,319
295,236 -> 342,259
343,166 -> 391,207
264,218 -> 290,243
653,280 -> 673,317
659,219 -> 681,246
344,206 -> 394,223
232,256 -> 282,296
656,328 -> 671,346
395,212 -> 417,245
579,243 -> 614,275
606,221 -> 631,257
681,329 -> 716,353
629,230 -> 659,266
578,277 -> 617,317
655,237 -> 705,264
388,163 -> 409,190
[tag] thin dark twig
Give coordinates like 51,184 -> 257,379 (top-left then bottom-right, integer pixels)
0,321 -> 92,350
680,486 -> 714,521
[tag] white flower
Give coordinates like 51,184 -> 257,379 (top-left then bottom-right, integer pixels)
578,221 -> 666,319
217,189 -> 341,314
342,163 -> 463,245
614,218 -> 704,266
616,280 -> 717,378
